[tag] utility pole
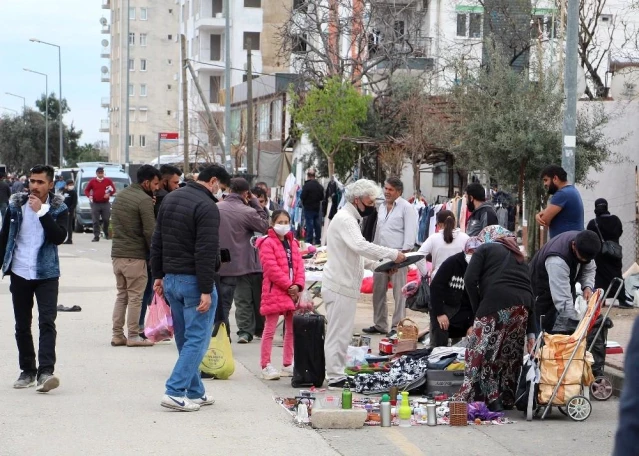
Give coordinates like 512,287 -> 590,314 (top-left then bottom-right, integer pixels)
224,0 -> 233,172
562,0 -> 578,184
125,0 -> 131,165
246,38 -> 254,180
181,34 -> 190,173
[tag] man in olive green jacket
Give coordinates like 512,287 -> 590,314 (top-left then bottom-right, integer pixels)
110,165 -> 161,347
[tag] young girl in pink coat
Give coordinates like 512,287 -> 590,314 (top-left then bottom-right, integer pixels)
255,210 -> 305,380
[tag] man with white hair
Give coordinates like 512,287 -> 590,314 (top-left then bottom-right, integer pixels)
322,179 -> 406,389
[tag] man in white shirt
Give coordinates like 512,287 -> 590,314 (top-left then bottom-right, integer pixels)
0,165 -> 69,393
363,177 -> 417,337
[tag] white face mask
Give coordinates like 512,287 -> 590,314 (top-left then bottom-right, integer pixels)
67,186 -> 74,191
465,254 -> 472,264
273,225 -> 291,236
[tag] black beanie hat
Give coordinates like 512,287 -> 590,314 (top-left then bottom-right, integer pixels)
574,230 -> 602,261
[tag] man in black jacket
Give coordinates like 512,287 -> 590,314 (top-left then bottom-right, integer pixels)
300,169 -> 324,245
151,164 -> 230,412
61,180 -> 77,244
0,175 -> 11,219
465,183 -> 499,236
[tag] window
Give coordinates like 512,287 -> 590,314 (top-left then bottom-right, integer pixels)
129,108 -> 136,122
531,15 -> 558,39
167,84 -> 172,90
432,162 -> 460,188
212,0 -> 223,15
292,34 -> 307,53
128,84 -> 134,96
140,33 -> 147,46
601,14 -> 613,25
243,32 -> 260,50
140,84 -> 147,96
394,21 -> 405,40
140,7 -> 148,20
128,59 -> 135,71
167,59 -> 173,65
140,59 -> 147,71
244,0 -> 261,6
258,103 -> 269,141
139,135 -> 146,147
139,108 -> 148,122
209,76 -> 220,103
456,13 -> 467,37
169,8 -> 173,14
128,33 -> 135,45
167,34 -> 173,41
129,7 -> 135,20
128,135 -> 134,147
271,99 -> 282,138
167,110 -> 172,116
469,13 -> 482,38
456,13 -> 482,38
210,34 -> 222,60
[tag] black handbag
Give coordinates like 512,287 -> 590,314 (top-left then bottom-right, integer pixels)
406,275 -> 430,313
594,220 -> 623,260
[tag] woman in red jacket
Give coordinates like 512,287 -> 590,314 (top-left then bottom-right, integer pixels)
255,210 -> 305,380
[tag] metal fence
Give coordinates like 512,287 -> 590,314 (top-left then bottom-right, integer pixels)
620,220 -> 639,271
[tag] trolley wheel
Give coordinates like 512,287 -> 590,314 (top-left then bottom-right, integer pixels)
590,376 -> 613,401
566,395 -> 592,422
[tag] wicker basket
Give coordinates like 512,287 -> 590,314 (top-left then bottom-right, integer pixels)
449,401 -> 468,426
397,318 -> 419,341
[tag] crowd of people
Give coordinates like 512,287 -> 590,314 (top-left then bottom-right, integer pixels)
0,161 -> 629,417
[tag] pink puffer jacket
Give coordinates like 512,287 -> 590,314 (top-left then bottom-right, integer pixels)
255,229 -> 306,316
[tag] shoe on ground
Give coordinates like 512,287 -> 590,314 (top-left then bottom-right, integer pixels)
127,336 -> 154,347
619,303 -> 634,309
386,329 -> 398,338
161,394 -> 200,412
63,240 -> 73,244
200,371 -> 215,379
36,373 -> 60,393
280,365 -> 294,377
190,394 -> 215,406
13,372 -> 36,389
92,238 -> 99,242
237,333 -> 251,344
262,364 -> 281,380
327,378 -> 347,390
362,326 -> 386,335
111,336 -> 127,346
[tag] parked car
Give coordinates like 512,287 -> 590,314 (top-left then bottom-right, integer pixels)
74,162 -> 131,233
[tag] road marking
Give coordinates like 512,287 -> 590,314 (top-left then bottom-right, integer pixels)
384,427 -> 425,455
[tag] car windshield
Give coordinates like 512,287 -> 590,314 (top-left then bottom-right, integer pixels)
80,176 -> 130,195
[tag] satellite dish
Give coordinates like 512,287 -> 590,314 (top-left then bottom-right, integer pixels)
100,17 -> 107,26
101,66 -> 109,74
101,39 -> 109,47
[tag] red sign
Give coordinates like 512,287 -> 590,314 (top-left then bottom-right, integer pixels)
159,132 -> 179,140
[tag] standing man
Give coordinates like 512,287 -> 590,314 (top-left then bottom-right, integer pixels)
217,178 -> 269,343
154,164 -> 183,216
0,174 -> 11,219
363,177 -> 417,337
536,165 -> 584,238
300,169 -> 324,245
255,181 -> 280,213
110,165 -> 161,348
152,165 -> 230,411
0,165 -> 68,392
529,230 -> 600,334
465,183 -> 499,236
322,180 -> 405,388
61,180 -> 77,244
84,167 -> 116,242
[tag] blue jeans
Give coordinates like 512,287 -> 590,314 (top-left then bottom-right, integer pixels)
304,210 -> 321,244
163,274 -> 217,399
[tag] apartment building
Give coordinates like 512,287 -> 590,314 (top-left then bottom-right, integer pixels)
178,0 -> 292,163
101,0 -> 180,164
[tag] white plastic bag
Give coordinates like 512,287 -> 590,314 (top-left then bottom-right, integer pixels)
346,345 -> 369,368
574,295 -> 588,320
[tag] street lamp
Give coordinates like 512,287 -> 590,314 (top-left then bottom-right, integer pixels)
4,92 -> 26,114
24,68 -> 49,166
30,38 -> 64,167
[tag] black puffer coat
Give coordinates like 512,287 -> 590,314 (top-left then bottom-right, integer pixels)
151,182 -> 220,294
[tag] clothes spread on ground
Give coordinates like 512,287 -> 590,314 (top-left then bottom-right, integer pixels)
352,348 -> 432,394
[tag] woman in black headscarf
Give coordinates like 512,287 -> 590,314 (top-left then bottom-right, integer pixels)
586,198 -> 630,307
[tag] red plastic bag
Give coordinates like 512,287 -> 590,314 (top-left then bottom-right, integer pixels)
144,293 -> 174,342
360,276 -> 393,294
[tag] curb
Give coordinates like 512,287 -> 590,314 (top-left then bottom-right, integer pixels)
604,364 -> 624,398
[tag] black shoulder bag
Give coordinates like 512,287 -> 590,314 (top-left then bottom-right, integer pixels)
594,219 -> 623,260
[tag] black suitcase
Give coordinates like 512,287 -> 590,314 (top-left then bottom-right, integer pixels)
291,313 -> 325,388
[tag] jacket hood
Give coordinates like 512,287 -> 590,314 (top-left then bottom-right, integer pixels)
10,192 -> 65,209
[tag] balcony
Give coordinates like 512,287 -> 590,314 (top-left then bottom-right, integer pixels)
101,71 -> 110,82
101,24 -> 111,34
195,12 -> 229,31
101,0 -> 110,9
100,119 -> 110,132
192,58 -> 224,74
101,97 -> 110,107
101,46 -> 110,58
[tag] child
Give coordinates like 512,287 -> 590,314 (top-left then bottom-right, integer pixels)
255,210 -> 305,380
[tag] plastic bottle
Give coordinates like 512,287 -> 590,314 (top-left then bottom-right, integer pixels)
399,391 -> 412,428
342,382 -> 352,409
380,394 -> 391,427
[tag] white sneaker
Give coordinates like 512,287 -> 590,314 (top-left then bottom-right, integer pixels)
161,394 -> 200,412
280,365 -> 294,377
191,394 -> 215,406
262,364 -> 281,380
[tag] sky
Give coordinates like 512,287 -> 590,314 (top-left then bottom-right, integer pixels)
0,0 -> 105,145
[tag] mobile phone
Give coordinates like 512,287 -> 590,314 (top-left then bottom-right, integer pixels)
220,248 -> 231,263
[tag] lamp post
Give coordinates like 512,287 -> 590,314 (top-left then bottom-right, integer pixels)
30,39 -> 64,167
5,92 -> 26,115
24,68 -> 49,166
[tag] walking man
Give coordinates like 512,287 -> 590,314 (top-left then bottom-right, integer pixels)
363,177 -> 417,337
152,165 -> 230,411
61,179 -> 77,244
0,165 -> 68,392
465,183 -> 499,236
217,178 -> 269,343
110,165 -> 161,347
536,165 -> 584,238
301,169 -> 324,245
84,167 -> 116,241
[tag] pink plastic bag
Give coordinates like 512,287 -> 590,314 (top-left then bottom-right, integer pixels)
144,293 -> 174,342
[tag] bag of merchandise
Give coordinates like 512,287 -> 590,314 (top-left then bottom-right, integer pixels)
200,322 -> 235,379
144,293 -> 173,342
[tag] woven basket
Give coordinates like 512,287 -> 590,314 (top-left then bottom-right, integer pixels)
397,318 -> 419,341
449,401 -> 468,426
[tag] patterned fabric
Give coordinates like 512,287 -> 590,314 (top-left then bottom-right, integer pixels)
454,305 -> 528,406
352,354 -> 429,394
464,225 -> 515,254
449,275 -> 465,290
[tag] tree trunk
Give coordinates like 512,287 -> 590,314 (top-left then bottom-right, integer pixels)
412,158 -> 420,194
327,155 -> 335,177
517,159 -> 526,236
